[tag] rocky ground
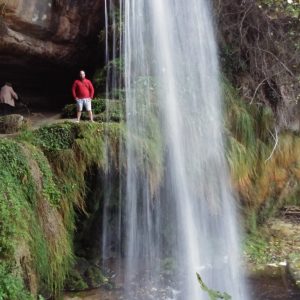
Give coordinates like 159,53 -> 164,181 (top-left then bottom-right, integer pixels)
0,111 -> 83,136
266,214 -> 300,288
64,289 -> 118,300
246,210 -> 300,290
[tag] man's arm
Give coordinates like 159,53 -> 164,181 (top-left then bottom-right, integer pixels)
11,88 -> 18,100
88,80 -> 94,99
72,81 -> 78,100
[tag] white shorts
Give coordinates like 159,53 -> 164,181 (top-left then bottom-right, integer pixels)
76,98 -> 92,112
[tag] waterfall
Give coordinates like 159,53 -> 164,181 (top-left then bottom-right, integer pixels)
103,0 -> 250,299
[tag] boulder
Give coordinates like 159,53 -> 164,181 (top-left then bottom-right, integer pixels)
0,114 -> 27,134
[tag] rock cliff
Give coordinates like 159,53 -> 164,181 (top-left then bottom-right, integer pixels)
0,0 -> 105,108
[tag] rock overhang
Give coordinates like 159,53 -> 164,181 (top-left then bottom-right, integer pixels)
0,0 -> 106,108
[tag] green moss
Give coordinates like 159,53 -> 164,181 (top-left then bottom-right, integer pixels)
244,233 -> 271,265
64,270 -> 88,292
0,121 -> 123,298
0,140 -> 35,257
85,266 -> 108,288
33,122 -> 78,151
0,139 -> 73,297
0,262 -> 33,300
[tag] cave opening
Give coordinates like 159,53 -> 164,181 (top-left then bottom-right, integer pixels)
0,56 -> 100,112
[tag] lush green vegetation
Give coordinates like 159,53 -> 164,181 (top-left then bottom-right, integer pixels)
0,121 -> 123,299
0,262 -> 33,300
225,77 -> 300,269
224,78 -> 300,233
0,71 -> 298,300
258,0 -> 300,18
62,98 -> 124,122
0,0 -> 299,294
62,98 -> 106,118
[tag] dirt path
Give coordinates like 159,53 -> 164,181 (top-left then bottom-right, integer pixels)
28,111 -> 72,129
0,111 -> 76,139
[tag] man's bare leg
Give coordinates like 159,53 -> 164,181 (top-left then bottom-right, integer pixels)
77,111 -> 82,122
88,110 -> 94,122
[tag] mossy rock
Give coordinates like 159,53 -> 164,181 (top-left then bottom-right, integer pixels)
0,121 -> 122,298
0,114 -> 28,134
64,269 -> 88,292
85,265 -> 109,288
64,258 -> 109,291
62,98 -> 106,118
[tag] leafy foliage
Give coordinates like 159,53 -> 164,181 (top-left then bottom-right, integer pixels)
93,58 -> 125,97
62,98 -> 124,123
32,122 -> 78,151
258,0 -> 300,18
62,98 -> 107,118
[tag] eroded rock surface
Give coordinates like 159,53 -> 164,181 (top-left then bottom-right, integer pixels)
0,0 -> 104,64
0,0 -> 105,108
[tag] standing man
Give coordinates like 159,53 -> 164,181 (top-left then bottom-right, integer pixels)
72,70 -> 94,122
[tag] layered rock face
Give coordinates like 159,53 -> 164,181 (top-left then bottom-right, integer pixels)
0,0 -> 105,108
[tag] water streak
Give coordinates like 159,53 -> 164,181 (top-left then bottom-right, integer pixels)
104,0 -> 250,299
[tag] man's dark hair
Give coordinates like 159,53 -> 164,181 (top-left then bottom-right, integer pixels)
5,82 -> 12,87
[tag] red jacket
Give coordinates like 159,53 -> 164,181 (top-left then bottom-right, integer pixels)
72,79 -> 94,100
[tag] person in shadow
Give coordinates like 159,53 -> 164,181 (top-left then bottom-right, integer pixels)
0,82 -> 29,116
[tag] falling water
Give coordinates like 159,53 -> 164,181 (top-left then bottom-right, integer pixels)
103,0 -> 250,299
101,0 -> 124,271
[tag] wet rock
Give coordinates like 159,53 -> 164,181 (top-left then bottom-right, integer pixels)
64,269 -> 89,292
64,257 -> 109,292
0,114 -> 27,134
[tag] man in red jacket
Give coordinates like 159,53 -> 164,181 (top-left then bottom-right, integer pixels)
72,70 -> 95,122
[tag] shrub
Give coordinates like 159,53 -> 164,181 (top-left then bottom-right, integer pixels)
62,98 -> 106,118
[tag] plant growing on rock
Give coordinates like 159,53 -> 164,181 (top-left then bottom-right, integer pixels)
197,273 -> 232,300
